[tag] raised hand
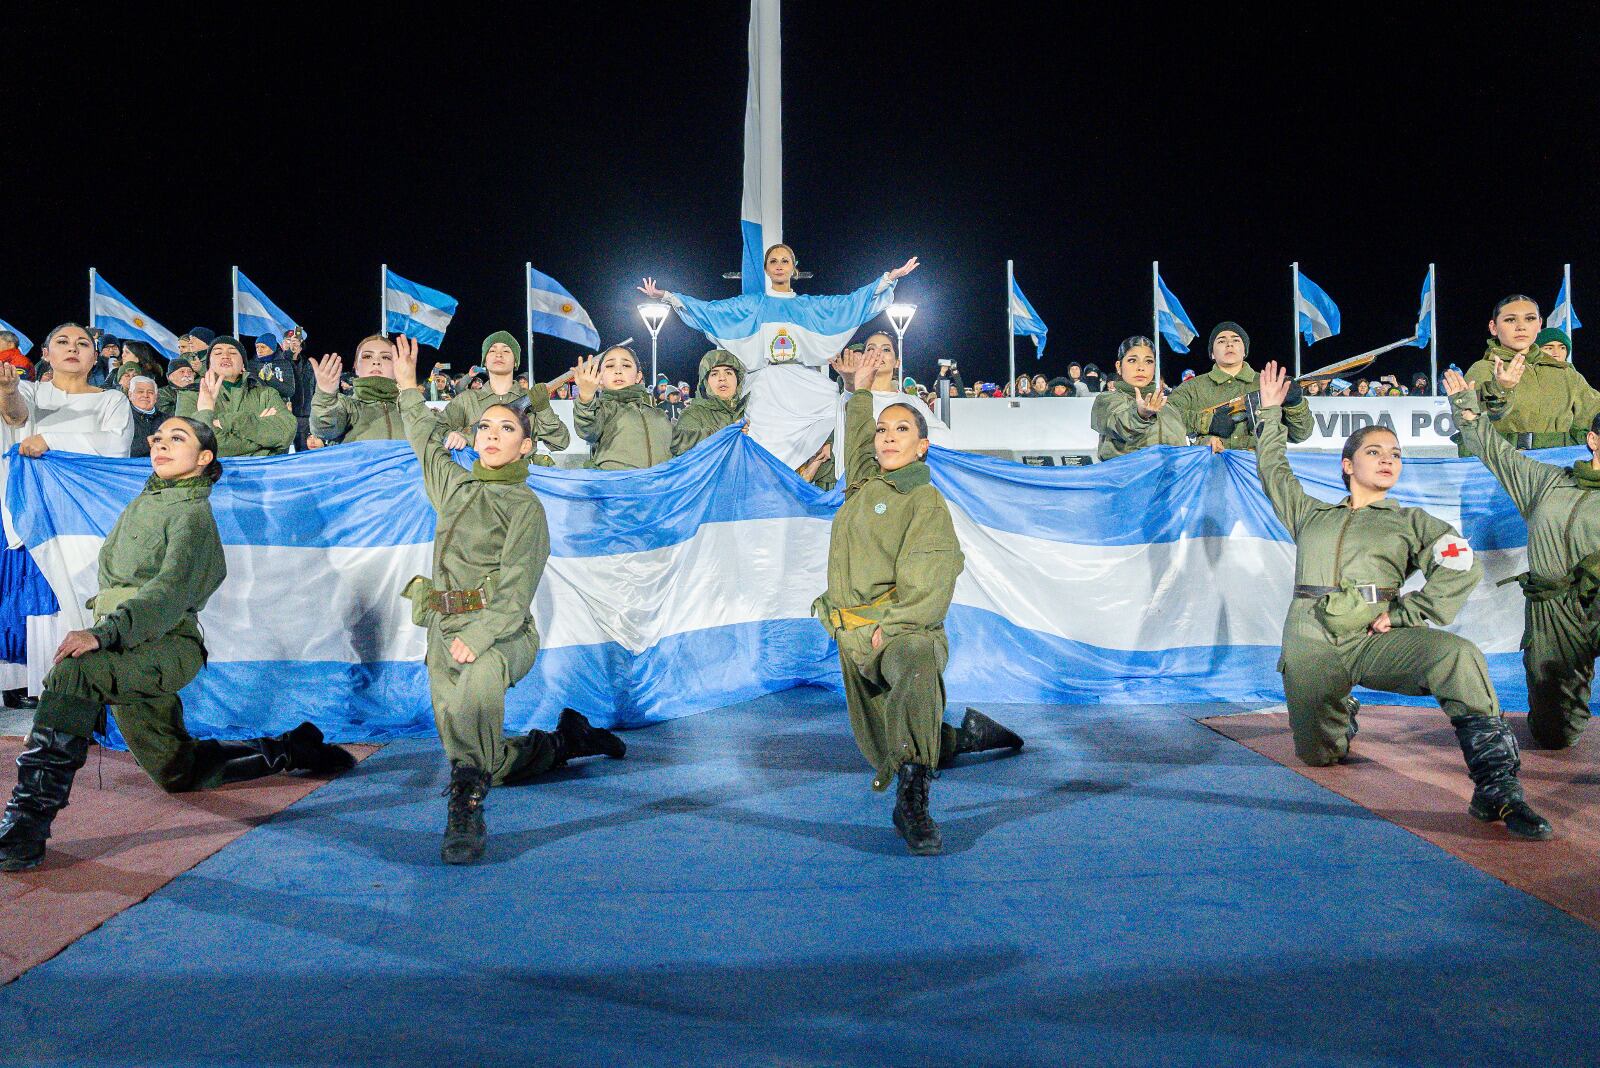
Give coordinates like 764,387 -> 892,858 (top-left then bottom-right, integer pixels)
0,364 -> 18,394
392,335 -> 420,391
1257,361 -> 1291,408
1134,386 -> 1167,417
636,277 -> 667,300
852,350 -> 882,393
1493,353 -> 1526,390
888,256 -> 920,281
443,431 -> 469,451
312,353 -> 344,393
197,368 -> 223,410
573,354 -> 603,402
1442,369 -> 1472,397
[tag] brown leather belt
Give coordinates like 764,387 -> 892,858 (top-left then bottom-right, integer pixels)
1293,584 -> 1398,604
427,588 -> 487,615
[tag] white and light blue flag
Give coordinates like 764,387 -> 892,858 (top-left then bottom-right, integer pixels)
1410,268 -> 1435,348
740,0 -> 782,296
6,431 -> 1556,741
526,266 -> 600,350
1295,272 -> 1342,346
1551,272 -> 1582,334
383,269 -> 458,348
0,317 -> 32,356
1010,276 -> 1048,358
234,270 -> 300,340
89,273 -> 180,359
1154,273 -> 1198,353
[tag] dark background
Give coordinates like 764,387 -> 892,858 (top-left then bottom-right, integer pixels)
3,2 -> 1594,388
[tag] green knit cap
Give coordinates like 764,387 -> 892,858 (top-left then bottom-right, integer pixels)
1536,327 -> 1573,354
481,330 -> 522,362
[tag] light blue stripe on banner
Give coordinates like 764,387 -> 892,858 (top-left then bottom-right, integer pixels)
741,218 -> 765,296
97,617 -> 839,748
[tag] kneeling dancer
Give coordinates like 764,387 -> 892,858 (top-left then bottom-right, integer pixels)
815,350 -> 1022,856
1254,362 -> 1550,839
392,337 -> 624,865
0,416 -> 352,872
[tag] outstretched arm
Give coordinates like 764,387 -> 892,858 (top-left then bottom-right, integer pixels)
1445,368 -> 1562,515
1254,362 -> 1320,536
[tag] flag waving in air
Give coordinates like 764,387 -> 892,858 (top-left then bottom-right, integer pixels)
1410,267 -> 1435,348
1550,269 -> 1582,334
526,266 -> 600,350
1010,274 -> 1048,358
383,267 -> 458,348
1295,271 -> 1342,346
1154,272 -> 1198,353
234,269 -> 300,340
89,272 -> 180,359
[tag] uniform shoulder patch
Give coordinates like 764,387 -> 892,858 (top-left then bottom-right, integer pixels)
1431,533 -> 1474,571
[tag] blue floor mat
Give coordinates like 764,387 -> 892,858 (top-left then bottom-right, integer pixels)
0,690 -> 1596,1067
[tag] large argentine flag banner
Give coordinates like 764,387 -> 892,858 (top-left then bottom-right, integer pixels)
6,432 -> 1559,744
383,268 -> 458,348
90,273 -> 180,360
740,0 -> 782,296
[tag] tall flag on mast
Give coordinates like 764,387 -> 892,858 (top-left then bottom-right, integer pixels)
382,267 -> 458,348
526,265 -> 601,349
1550,268 -> 1582,333
1294,272 -> 1342,346
1009,274 -> 1048,357
740,0 -> 782,296
233,269 -> 300,339
1154,272 -> 1198,353
89,272 -> 180,359
1409,267 -> 1435,348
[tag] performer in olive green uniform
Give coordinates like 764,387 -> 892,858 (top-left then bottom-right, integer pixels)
814,350 -> 1023,856
0,417 -> 352,872
1091,335 -> 1189,461
176,337 -> 296,456
1449,366 -> 1600,749
1168,322 -> 1314,451
1253,362 -> 1551,840
671,349 -> 748,456
572,345 -> 671,470
438,332 -> 570,466
391,337 -> 623,865
1464,297 -> 1600,449
309,334 -> 405,444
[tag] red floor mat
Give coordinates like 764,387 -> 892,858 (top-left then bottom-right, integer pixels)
0,738 -> 373,985
1205,707 -> 1600,929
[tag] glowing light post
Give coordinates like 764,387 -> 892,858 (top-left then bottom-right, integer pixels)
638,302 -> 671,393
887,303 -> 917,389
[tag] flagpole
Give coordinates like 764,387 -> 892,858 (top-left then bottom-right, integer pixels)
524,262 -> 535,383
1006,260 -> 1017,398
1565,262 -> 1573,333
1291,261 -> 1302,379
230,266 -> 240,339
1151,260 -> 1161,383
88,267 -> 96,332
1428,263 -> 1438,394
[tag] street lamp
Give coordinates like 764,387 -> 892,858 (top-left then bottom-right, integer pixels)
638,302 -> 670,391
886,303 -> 917,387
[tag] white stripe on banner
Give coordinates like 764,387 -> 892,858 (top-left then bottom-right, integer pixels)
92,294 -> 180,350
235,290 -> 278,326
384,289 -> 453,332
527,288 -> 597,330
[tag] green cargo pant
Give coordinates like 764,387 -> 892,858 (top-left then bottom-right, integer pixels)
425,622 -> 555,785
1522,598 -> 1600,750
32,630 -> 207,792
1280,624 -> 1499,767
839,630 -> 959,790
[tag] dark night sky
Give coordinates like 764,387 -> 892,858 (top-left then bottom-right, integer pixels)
3,2 -> 1596,387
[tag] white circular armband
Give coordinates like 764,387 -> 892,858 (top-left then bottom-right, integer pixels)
1432,534 -> 1474,571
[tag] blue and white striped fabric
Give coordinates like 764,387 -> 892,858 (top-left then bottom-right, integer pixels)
4,433 -> 1563,745
527,266 -> 600,350
0,317 -> 32,356
383,269 -> 458,348
1411,268 -> 1435,348
1551,272 -> 1583,334
1155,273 -> 1198,353
741,0 -> 782,296
1295,272 -> 1342,346
1010,276 -> 1048,358
90,274 -> 180,360
234,270 -> 300,340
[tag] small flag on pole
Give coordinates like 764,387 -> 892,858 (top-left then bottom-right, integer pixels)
90,273 -> 180,359
1154,273 -> 1198,353
1009,275 -> 1048,358
1551,269 -> 1582,334
526,266 -> 601,349
0,317 -> 32,356
383,268 -> 458,348
234,269 -> 300,339
1409,268 -> 1434,348
1295,272 -> 1342,346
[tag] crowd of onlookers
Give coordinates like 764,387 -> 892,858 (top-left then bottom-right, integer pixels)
910,360 -> 1450,402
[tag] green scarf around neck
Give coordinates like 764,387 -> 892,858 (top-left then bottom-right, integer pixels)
603,383 -> 651,406
353,376 -> 399,403
1571,462 -> 1600,490
1111,379 -> 1159,399
471,457 -> 531,484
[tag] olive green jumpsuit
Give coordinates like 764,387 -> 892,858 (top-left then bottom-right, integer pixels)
1256,406 -> 1495,765
1454,388 -> 1600,748
177,377 -> 296,457
1465,343 -> 1600,449
815,391 -> 966,790
310,377 -> 405,443
1090,380 -> 1190,461
573,384 -> 672,470
1168,363 -> 1315,450
398,391 -> 559,783
670,350 -> 748,457
439,383 -> 570,466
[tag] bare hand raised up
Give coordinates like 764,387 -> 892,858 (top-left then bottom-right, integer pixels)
1134,385 -> 1167,418
1257,362 -> 1291,408
196,369 -> 224,411
1492,353 -> 1526,390
392,335 -> 420,391
636,277 -> 667,301
852,351 -> 883,393
312,353 -> 344,394
888,256 -> 920,281
573,354 -> 603,403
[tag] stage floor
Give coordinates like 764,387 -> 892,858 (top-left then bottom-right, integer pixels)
0,689 -> 1597,1067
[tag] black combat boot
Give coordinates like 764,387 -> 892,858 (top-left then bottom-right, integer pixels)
441,763 -> 491,865
940,708 -> 1024,768
0,727 -> 91,872
552,708 -> 626,764
1453,715 -> 1553,841
191,721 -> 354,787
1,689 -> 37,711
892,763 -> 942,856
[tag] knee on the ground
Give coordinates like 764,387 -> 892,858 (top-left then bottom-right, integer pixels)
1293,740 -> 1345,768
1528,714 -> 1585,751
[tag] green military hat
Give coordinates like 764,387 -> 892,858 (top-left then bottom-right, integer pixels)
1536,327 -> 1573,354
481,330 -> 522,362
